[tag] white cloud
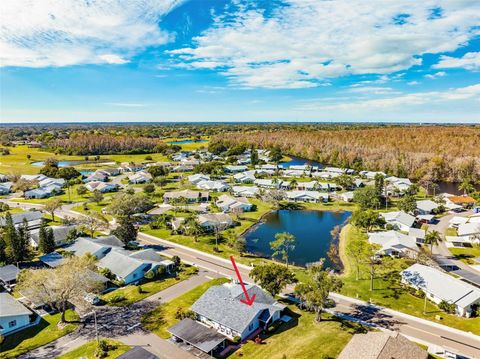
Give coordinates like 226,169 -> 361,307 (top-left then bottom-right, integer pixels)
407,81 -> 420,85
0,0 -> 184,67
348,86 -> 399,95
433,52 -> 480,71
170,0 -> 480,88
297,83 -> 480,111
425,71 -> 446,79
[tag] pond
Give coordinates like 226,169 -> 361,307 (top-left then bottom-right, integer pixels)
279,155 -> 324,169
244,210 -> 351,268
167,139 -> 208,145
431,182 -> 480,196
31,160 -> 111,167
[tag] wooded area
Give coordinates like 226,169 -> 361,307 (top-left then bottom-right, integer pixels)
215,126 -> 480,182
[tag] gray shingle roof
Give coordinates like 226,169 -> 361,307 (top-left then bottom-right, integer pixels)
0,292 -> 32,317
97,250 -> 147,280
168,318 -> 225,353
30,225 -> 76,246
0,211 -> 43,226
191,282 -> 284,334
0,264 -> 20,283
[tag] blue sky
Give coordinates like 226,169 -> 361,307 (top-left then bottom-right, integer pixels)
1,0 -> 480,123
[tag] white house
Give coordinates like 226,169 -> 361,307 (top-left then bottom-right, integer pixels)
360,171 -> 386,179
297,181 -> 317,191
30,225 -> 76,248
233,171 -> 256,184
0,293 -> 33,336
340,191 -> 354,202
197,213 -> 233,231
286,191 -> 328,203
197,180 -> 230,192
128,171 -> 152,184
85,181 -> 118,193
368,231 -> 420,257
84,171 -> 108,183
232,186 -> 260,198
416,200 -> 441,215
0,182 -> 12,195
216,195 -> 253,213
224,165 -> 248,173
254,179 -> 281,189
381,211 -> 416,232
401,264 -> 480,317
188,173 -> 210,184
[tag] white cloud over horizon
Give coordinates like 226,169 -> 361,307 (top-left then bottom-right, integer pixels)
170,0 -> 480,89
433,52 -> 480,71
0,0 -> 185,67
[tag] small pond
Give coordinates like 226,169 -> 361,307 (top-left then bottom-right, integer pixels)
32,160 -> 111,167
279,155 -> 324,169
245,210 -> 351,268
431,182 -> 480,196
167,139 -> 208,145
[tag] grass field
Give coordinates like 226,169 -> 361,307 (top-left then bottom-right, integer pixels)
142,277 -> 229,338
101,265 -> 198,306
449,246 -> 480,265
339,224 -> 480,335
58,339 -> 130,359
0,310 -> 79,359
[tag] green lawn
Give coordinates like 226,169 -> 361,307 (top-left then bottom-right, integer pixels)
445,227 -> 458,236
449,246 -> 480,265
339,224 -> 480,335
237,307 -> 360,359
0,310 -> 79,359
142,278 -> 229,339
58,339 -> 130,359
101,265 -> 198,306
12,184 -> 92,205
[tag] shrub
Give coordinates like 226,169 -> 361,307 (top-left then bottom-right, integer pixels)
438,300 -> 455,314
137,285 -> 143,294
0,203 -> 10,212
175,307 -> 196,320
145,155 -> 153,161
144,184 -> 155,194
144,269 -> 156,280
232,336 -> 241,344
109,295 -> 126,304
172,255 -> 181,268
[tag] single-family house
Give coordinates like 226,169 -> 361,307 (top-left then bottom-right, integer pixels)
317,182 -> 339,192
254,179 -> 280,189
446,195 -> 476,209
0,211 -> 43,230
415,200 -> 441,215
401,263 -> 480,317
224,165 -> 248,173
340,191 -> 354,202
85,181 -> 118,193
21,174 -> 47,182
0,293 -> 34,336
197,213 -> 233,231
216,195 -> 253,212
286,191 -> 328,203
24,184 -> 62,199
233,171 -> 256,184
0,174 -> 9,182
188,174 -> 210,184
338,331 -> 428,359
232,186 -> 260,198
457,222 -> 480,238
282,169 -> 307,177
0,182 -> 13,195
97,250 -> 151,285
0,264 -> 20,289
128,171 -> 152,184
119,162 -> 145,172
172,164 -> 194,172
183,281 -> 285,342
163,190 -> 209,204
360,171 -> 387,179
408,228 -> 426,243
30,225 -> 76,248
296,181 -> 317,191
380,211 -> 416,232
38,177 -> 65,189
197,180 -> 230,192
84,171 -> 108,183
368,231 -> 420,257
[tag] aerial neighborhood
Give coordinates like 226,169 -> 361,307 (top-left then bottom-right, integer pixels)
0,127 -> 479,359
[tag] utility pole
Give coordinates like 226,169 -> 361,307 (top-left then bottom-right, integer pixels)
93,310 -> 99,344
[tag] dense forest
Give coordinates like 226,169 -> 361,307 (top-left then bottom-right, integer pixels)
213,126 -> 480,183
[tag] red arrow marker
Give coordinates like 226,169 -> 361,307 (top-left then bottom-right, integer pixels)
230,255 -> 256,306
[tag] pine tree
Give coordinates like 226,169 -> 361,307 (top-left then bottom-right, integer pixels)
3,212 -> 20,263
111,217 -> 137,247
38,220 -> 48,254
44,227 -> 56,254
16,218 -> 32,262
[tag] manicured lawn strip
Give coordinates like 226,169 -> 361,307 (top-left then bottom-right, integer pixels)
101,265 -> 198,306
444,227 -> 458,236
339,224 -> 480,335
237,308 -> 357,359
449,247 -> 480,265
0,310 -> 79,359
142,278 -> 229,339
58,339 -> 130,359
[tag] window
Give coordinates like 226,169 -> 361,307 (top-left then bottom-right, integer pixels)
8,320 -> 16,328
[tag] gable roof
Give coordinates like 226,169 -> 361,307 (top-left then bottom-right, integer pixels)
381,211 -> 415,228
0,264 -> 20,283
0,292 -> 32,317
0,211 -> 43,226
30,225 -> 76,246
97,250 -> 147,280
368,231 -> 419,253
191,282 -> 284,334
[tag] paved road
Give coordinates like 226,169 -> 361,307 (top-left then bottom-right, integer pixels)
18,269 -> 214,359
4,199 -> 480,358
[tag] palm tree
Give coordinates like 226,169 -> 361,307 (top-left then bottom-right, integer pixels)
290,179 -> 298,190
424,230 -> 442,254
182,216 -> 203,242
458,179 -> 474,195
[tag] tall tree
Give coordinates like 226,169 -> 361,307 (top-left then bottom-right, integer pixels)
295,261 -> 342,322
250,263 -> 296,296
250,146 -> 259,166
111,217 -> 138,247
182,216 -> 204,242
270,232 -> 296,268
234,237 -> 247,256
424,230 -> 442,254
44,198 -> 62,221
353,186 -> 381,210
351,210 -> 385,232
4,214 -> 31,263
397,195 -> 417,213
345,237 -> 368,281
81,211 -> 108,237
17,255 -> 104,323
90,190 -> 104,204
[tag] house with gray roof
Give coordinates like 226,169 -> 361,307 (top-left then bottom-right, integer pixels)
0,293 -> 34,336
163,190 -> 209,204
97,250 -> 151,285
0,211 -> 43,230
187,281 -> 285,342
401,263 -> 480,317
0,264 -> 20,289
368,231 -> 420,258
30,225 -> 76,248
416,200 -> 441,215
0,181 -> 13,195
380,211 -> 416,232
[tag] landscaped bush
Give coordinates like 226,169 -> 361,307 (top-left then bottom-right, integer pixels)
232,336 -> 241,344
174,307 -> 196,320
109,295 -> 126,304
438,300 -> 456,314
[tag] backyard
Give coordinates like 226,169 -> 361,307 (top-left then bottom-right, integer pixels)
58,339 -> 130,359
